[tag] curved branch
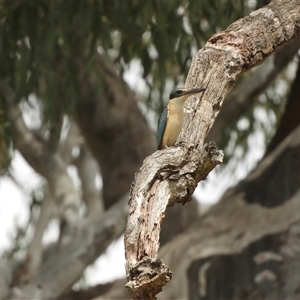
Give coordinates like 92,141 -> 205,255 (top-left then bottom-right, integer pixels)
101,115 -> 300,300
74,145 -> 103,216
207,36 -> 300,145
124,0 -> 300,298
0,81 -> 81,244
22,189 -> 54,283
11,193 -> 129,298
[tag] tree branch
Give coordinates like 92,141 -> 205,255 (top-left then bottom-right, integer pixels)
10,193 -> 129,298
125,143 -> 223,299
58,119 -> 83,165
124,0 -> 300,298
21,189 -> 54,283
103,139 -> 300,298
74,145 -> 103,216
0,81 -> 81,245
207,36 -> 300,145
100,110 -> 300,300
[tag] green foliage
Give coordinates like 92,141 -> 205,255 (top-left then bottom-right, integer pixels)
0,0 -> 282,167
0,0 -> 260,111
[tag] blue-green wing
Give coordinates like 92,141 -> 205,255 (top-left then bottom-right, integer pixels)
157,107 -> 168,150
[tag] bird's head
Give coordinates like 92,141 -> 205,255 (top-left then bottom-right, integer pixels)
169,87 -> 206,101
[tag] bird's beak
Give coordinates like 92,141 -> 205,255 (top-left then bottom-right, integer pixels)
183,87 -> 206,96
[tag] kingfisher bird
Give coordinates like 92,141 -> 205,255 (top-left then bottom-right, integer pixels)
157,87 -> 206,150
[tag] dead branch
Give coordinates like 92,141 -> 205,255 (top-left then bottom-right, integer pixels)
124,0 -> 300,298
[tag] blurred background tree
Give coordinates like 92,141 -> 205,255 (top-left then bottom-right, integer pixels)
0,0 -> 299,299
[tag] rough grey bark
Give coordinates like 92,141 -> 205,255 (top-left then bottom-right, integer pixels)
124,0 -> 300,299
125,143 -> 223,299
9,194 -> 129,298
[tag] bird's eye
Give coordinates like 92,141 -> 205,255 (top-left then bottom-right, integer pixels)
169,89 -> 183,99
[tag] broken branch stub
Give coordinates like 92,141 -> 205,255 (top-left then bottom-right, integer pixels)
125,143 -> 223,299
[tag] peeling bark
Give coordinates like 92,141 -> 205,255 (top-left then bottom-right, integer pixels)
125,143 -> 223,299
